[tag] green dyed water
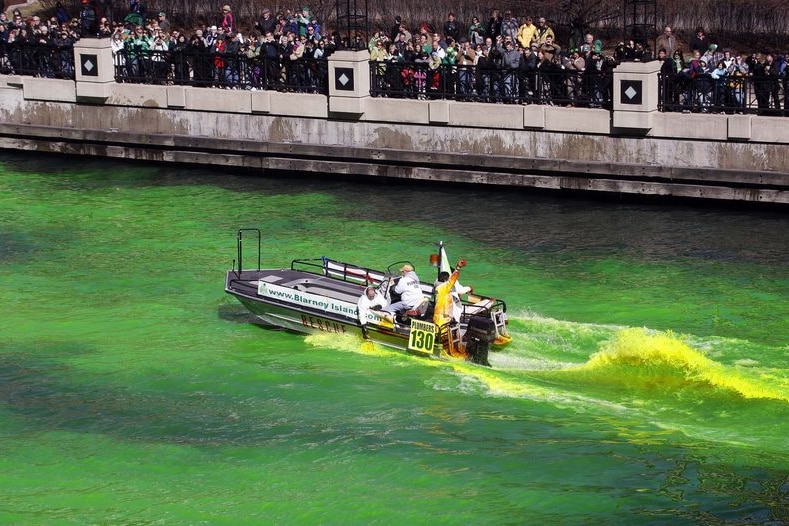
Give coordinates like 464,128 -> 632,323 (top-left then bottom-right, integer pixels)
2,153 -> 789,525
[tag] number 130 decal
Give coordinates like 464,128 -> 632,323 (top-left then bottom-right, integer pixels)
408,320 -> 437,354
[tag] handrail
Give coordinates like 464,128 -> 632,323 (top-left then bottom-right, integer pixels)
658,71 -> 785,115
291,255 -> 506,313
235,228 -> 261,275
369,60 -> 613,108
113,49 -> 328,93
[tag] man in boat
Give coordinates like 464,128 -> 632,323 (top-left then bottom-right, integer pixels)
383,264 -> 427,321
433,259 -> 467,326
357,286 -> 392,339
434,267 -> 472,325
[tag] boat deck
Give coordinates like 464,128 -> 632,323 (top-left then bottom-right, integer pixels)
227,268 -> 368,304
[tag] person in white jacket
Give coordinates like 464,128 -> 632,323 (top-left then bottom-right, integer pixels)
451,277 -> 472,323
357,286 -> 392,338
384,264 -> 426,318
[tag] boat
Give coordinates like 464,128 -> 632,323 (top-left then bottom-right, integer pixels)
224,229 -> 512,366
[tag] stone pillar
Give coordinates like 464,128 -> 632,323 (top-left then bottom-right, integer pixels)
73,38 -> 115,103
327,50 -> 370,117
612,61 -> 662,134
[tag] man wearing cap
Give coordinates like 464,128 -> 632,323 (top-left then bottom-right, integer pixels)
256,8 -> 276,36
79,0 -> 97,37
501,10 -> 518,41
296,6 -> 310,37
384,264 -> 426,319
157,11 -> 170,32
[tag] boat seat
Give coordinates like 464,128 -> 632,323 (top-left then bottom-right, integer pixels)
402,298 -> 430,321
463,298 -> 495,316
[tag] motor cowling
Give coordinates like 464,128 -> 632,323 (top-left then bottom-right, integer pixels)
465,315 -> 496,367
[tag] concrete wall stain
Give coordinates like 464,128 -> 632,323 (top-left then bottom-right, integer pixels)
1,85 -> 788,203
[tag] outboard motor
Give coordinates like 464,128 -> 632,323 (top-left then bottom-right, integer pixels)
464,315 -> 497,367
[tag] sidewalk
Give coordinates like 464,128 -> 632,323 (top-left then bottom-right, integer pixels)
5,0 -> 39,15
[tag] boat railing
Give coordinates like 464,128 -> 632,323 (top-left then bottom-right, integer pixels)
291,257 -> 389,286
233,228 -> 262,277
291,256 -> 508,325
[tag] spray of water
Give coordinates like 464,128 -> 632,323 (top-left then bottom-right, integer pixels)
579,327 -> 789,402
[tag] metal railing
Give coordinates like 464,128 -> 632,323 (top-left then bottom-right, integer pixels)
5,44 -> 789,118
369,61 -> 613,108
113,49 -> 328,93
658,72 -> 787,115
0,42 -> 75,79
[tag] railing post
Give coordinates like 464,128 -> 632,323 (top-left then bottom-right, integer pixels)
327,50 -> 370,117
612,60 -> 661,134
73,38 -> 114,103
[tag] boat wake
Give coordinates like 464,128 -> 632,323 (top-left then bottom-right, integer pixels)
575,326 -> 789,403
304,313 -> 789,409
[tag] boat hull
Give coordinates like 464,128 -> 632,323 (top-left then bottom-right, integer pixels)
230,285 -> 431,356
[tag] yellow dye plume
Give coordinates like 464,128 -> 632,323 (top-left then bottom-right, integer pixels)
304,332 -> 393,358
583,327 -> 789,402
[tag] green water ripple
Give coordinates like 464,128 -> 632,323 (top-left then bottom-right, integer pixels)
2,153 -> 789,524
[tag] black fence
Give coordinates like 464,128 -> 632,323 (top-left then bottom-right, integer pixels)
0,42 -> 76,79
5,44 -> 789,118
658,73 -> 788,115
369,61 -> 613,108
114,49 -> 328,94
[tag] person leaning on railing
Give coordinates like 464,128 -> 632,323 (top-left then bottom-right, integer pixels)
517,45 -> 538,103
188,30 -> 212,86
727,54 -> 748,112
456,39 -> 476,96
501,39 -> 520,100
124,26 -> 150,80
170,32 -> 189,85
0,23 -> 11,74
563,48 -> 585,106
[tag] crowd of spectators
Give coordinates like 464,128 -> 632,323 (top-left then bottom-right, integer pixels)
367,11 -> 616,106
108,4 -> 341,90
0,1 -> 342,90
1,2 -> 788,113
0,4 -> 84,77
656,25 -> 788,114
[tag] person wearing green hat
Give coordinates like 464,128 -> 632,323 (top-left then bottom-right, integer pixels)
297,6 -> 311,37
702,43 -> 722,69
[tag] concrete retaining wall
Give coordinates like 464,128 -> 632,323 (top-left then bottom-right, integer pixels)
1,70 -> 788,204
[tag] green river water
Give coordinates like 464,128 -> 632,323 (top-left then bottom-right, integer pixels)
1,152 -> 789,525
